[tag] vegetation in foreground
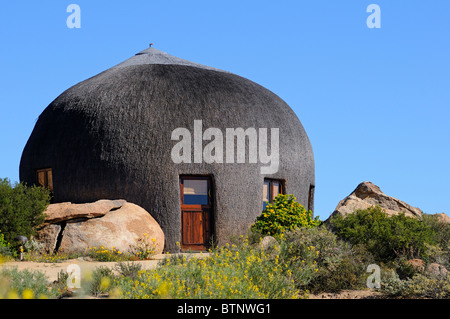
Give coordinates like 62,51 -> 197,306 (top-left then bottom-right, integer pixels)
0,178 -> 51,259
0,187 -> 449,299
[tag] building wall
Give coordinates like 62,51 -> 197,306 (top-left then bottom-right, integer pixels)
20,64 -> 314,252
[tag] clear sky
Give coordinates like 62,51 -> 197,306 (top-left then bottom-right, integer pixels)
0,1 -> 449,220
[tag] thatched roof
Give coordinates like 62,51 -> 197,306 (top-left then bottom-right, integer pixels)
20,47 -> 314,252
112,47 -> 228,73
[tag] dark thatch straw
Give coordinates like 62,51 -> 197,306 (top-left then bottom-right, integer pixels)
20,48 -> 314,252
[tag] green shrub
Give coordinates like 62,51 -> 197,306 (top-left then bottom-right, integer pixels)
394,257 -> 422,280
381,272 -> 450,299
114,261 -> 142,280
405,274 -> 450,299
0,230 -> 14,258
422,243 -> 450,268
329,206 -> 436,262
0,178 -> 51,244
422,213 -> 450,246
46,270 -> 73,298
280,227 -> 342,273
0,267 -> 59,299
279,227 -> 372,293
87,266 -> 116,296
379,271 -> 410,297
421,214 -> 450,267
251,194 -> 320,238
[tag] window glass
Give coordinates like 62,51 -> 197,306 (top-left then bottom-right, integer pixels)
183,179 -> 208,205
36,168 -> 53,191
47,170 -> 53,191
263,179 -> 283,210
308,185 -> 315,212
263,181 -> 270,203
272,181 -> 280,199
37,171 -> 46,188
263,181 -> 270,209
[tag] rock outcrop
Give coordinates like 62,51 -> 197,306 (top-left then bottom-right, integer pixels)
36,200 -> 165,255
426,263 -> 448,277
258,236 -> 278,250
329,181 -> 423,220
434,213 -> 450,224
406,259 -> 426,273
407,259 -> 448,277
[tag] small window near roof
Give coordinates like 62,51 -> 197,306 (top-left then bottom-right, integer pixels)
308,184 -> 315,212
263,179 -> 283,209
36,168 -> 53,192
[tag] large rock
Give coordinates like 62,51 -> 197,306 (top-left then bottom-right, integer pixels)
433,213 -> 450,224
36,200 -> 165,255
426,263 -> 448,277
406,259 -> 426,273
329,181 -> 423,220
258,236 -> 278,250
41,199 -> 127,225
406,259 -> 449,277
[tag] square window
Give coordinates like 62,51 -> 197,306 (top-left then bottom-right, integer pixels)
35,168 -> 53,191
263,179 -> 284,209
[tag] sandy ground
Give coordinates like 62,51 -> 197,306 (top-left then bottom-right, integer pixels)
0,253 -> 209,283
309,289 -> 384,299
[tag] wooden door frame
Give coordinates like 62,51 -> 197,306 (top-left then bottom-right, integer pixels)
179,175 -> 214,251
264,178 -> 284,203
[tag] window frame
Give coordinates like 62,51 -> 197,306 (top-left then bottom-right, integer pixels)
35,168 -> 53,192
263,179 -> 284,208
308,184 -> 315,212
179,175 -> 212,207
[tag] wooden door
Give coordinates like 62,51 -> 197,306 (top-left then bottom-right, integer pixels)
180,176 -> 213,251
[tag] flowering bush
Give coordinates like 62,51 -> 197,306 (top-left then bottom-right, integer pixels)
128,233 -> 157,260
87,246 -> 127,262
86,234 -> 158,262
114,238 -> 304,299
25,252 -> 72,263
251,194 -> 321,238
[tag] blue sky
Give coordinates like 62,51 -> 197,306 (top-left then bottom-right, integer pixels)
0,1 -> 449,220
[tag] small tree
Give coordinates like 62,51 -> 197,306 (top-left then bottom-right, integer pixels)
251,194 -> 321,238
0,178 -> 51,244
329,206 -> 437,262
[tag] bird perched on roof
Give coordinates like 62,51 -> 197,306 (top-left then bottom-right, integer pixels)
149,43 -> 154,47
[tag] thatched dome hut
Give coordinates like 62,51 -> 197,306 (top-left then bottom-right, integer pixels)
20,47 -> 314,252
